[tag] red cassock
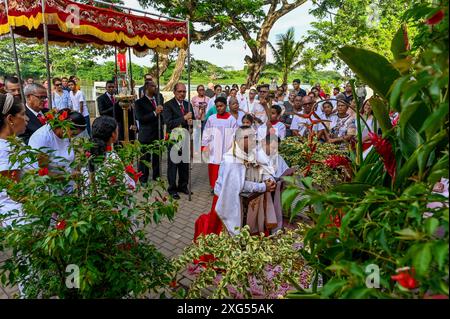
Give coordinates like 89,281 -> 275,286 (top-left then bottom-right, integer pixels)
193,195 -> 223,265
208,164 -> 220,190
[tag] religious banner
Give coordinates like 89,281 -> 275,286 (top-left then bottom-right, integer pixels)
0,0 -> 187,52
117,52 -> 127,73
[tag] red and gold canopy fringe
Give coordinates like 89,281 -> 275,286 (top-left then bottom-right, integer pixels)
0,0 -> 188,52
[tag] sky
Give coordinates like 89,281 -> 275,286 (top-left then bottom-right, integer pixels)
104,0 -> 318,70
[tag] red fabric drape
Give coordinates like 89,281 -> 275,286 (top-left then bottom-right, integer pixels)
208,164 -> 220,190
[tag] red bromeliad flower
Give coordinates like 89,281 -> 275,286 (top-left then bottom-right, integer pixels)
324,155 -> 350,169
109,176 -> 117,185
369,132 -> 396,179
58,110 -> 69,121
38,167 -> 49,176
85,151 -> 91,158
56,220 -> 67,231
391,267 -> 418,289
125,165 -> 143,182
426,10 -> 444,25
106,145 -> 113,152
169,280 -> 178,288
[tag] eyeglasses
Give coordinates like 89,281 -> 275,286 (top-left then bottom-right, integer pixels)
176,90 -> 187,93
32,94 -> 47,100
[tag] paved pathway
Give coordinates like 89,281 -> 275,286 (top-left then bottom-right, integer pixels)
0,159 -> 212,299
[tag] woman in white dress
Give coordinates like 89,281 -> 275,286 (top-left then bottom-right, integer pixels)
0,93 -> 28,227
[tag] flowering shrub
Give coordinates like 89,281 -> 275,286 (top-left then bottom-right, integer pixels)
279,136 -> 347,190
0,137 -> 177,298
282,2 -> 449,298
170,226 -> 313,299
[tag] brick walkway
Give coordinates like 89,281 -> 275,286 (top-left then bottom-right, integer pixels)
0,159 -> 212,299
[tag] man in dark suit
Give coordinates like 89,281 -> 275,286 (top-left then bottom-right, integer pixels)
135,80 -> 164,183
163,83 -> 194,199
97,80 -> 136,141
138,74 -> 154,99
19,83 -> 48,144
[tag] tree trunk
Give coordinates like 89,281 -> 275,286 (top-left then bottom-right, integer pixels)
163,49 -> 187,91
150,52 -> 170,79
246,27 -> 269,86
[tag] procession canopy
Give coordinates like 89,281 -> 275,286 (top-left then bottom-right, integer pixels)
0,0 -> 188,53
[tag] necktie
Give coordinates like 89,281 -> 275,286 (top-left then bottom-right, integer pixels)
179,102 -> 185,115
37,113 -> 46,125
111,95 -> 115,105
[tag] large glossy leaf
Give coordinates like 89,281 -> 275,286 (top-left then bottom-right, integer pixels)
332,183 -> 372,195
370,97 -> 392,134
391,25 -> 409,62
338,46 -> 401,100
419,102 -> 449,139
413,243 -> 432,276
395,130 -> 447,187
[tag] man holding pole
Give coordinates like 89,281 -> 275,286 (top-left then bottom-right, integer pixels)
135,80 -> 164,183
163,83 -> 193,200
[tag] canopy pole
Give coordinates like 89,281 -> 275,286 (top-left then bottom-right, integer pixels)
4,0 -> 25,103
41,0 -> 52,109
128,47 -> 136,136
187,19 -> 192,201
156,52 -> 162,178
113,47 -> 118,121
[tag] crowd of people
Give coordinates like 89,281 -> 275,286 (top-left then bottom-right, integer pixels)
1,72 -> 377,243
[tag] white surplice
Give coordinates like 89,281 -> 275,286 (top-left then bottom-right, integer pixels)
202,113 -> 238,165
214,144 -> 276,236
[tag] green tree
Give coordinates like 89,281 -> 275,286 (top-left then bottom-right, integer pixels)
139,0 -> 307,87
307,0 -> 407,69
269,27 -> 305,84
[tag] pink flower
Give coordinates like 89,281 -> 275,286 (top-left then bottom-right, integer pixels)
369,132 -> 396,179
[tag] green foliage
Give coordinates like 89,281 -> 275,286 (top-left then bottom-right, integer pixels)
308,0 -> 406,70
171,226 -> 313,299
0,137 -> 177,298
268,28 -> 304,84
283,1 -> 449,299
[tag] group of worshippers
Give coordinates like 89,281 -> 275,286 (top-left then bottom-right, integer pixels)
0,91 -> 138,229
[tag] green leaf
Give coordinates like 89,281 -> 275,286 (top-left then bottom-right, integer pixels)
412,243 -> 432,276
391,25 -> 409,62
337,46 -> 401,100
370,97 -> 393,134
321,277 -> 347,298
282,187 -> 300,211
424,218 -> 439,236
331,183 -> 372,195
395,228 -> 423,240
419,102 -> 449,139
389,76 -> 409,112
432,242 -> 448,271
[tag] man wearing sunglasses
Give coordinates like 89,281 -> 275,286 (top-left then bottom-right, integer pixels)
19,83 -> 49,144
52,77 -> 72,111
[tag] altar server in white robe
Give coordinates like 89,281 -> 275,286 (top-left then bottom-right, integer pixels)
257,104 -> 286,141
202,96 -> 238,191
263,134 -> 295,233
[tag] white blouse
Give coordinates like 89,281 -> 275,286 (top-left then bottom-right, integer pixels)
0,139 -> 23,227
